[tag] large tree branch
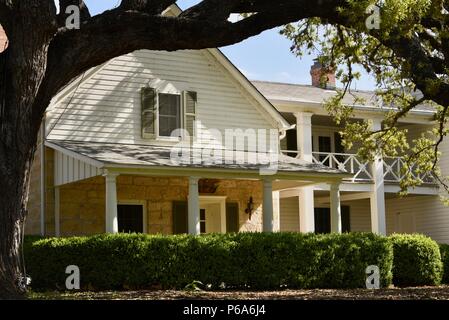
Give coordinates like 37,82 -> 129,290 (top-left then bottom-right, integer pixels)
119,0 -> 177,15
57,0 -> 90,26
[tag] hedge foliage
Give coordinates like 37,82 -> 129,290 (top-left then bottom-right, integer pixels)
24,232 -> 393,291
389,234 -> 443,287
439,244 -> 449,284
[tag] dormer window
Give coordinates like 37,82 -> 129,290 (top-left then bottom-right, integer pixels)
141,87 -> 197,140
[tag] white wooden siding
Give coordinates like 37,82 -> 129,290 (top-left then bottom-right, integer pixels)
54,150 -> 101,186
280,197 -> 300,232
343,199 -> 372,232
46,49 -> 275,149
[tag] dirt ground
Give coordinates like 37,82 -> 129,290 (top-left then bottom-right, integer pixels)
29,286 -> 449,300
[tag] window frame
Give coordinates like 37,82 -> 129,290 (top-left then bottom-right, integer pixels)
156,92 -> 183,139
141,86 -> 197,142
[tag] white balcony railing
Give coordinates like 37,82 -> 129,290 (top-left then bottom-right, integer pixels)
312,152 -> 373,182
383,156 -> 436,184
282,150 -> 437,184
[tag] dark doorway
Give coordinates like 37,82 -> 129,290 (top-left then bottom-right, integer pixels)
314,206 -> 351,234
117,204 -> 144,233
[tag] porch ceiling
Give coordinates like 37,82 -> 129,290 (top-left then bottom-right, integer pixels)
46,139 -> 351,184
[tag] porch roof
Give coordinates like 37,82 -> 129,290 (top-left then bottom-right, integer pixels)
46,140 -> 350,181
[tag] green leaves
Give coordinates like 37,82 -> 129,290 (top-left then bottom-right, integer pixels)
390,233 -> 443,286
24,233 -> 394,291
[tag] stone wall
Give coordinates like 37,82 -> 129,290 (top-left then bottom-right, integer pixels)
56,175 -> 264,236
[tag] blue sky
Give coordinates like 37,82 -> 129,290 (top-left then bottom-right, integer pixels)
80,0 -> 375,90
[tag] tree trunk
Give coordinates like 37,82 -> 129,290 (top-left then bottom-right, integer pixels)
0,47 -> 38,300
0,5 -> 53,298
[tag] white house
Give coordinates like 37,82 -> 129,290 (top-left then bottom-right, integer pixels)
22,6 -> 449,244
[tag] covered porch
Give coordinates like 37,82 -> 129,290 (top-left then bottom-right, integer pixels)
45,140 -> 349,236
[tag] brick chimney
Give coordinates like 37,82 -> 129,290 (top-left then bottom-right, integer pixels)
310,59 -> 336,89
0,25 -> 8,53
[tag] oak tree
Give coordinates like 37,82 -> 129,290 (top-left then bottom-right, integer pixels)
1,0 -> 449,299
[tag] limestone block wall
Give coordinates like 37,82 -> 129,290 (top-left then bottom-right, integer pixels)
56,175 -> 264,236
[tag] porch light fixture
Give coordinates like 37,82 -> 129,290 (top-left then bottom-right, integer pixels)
245,196 -> 254,219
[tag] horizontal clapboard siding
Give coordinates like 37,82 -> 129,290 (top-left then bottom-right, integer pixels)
343,199 -> 372,232
54,150 -> 100,186
46,49 -> 275,147
280,197 -> 300,232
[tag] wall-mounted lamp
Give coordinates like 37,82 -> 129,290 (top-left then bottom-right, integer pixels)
245,196 -> 254,220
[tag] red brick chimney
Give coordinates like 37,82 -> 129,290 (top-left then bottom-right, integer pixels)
310,59 -> 336,89
0,25 -> 8,53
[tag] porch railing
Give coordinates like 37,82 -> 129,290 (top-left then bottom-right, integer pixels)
312,152 -> 373,182
383,156 -> 436,184
282,150 -> 437,184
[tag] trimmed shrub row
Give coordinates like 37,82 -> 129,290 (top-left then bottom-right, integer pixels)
390,234 -> 443,287
24,232 -> 448,291
24,232 -> 393,291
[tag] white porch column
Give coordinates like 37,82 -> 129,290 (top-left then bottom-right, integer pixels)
272,191 -> 280,232
54,186 -> 60,237
298,188 -> 315,233
188,177 -> 200,235
263,179 -> 274,232
330,182 -> 342,233
295,112 -> 315,233
370,119 -> 387,235
104,172 -> 119,234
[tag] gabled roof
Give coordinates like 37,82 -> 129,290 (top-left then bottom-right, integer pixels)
49,6 -> 290,131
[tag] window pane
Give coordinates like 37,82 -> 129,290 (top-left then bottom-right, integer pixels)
200,209 -> 206,220
118,205 -> 143,233
159,93 -> 181,137
200,222 -> 206,233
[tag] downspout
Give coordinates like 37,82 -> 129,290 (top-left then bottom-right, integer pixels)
40,115 -> 46,236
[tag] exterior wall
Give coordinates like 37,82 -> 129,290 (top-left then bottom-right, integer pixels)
56,175 -> 264,237
343,199 -> 372,232
279,197 -> 299,232
46,49 -> 276,147
386,196 -> 449,244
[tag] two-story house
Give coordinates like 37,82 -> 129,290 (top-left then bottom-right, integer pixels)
22,6 -> 348,239
20,5 -> 449,244
253,61 -> 449,244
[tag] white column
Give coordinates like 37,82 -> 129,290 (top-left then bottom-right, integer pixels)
330,182 -> 342,233
263,179 -> 274,232
104,172 -> 119,234
295,112 -> 315,233
272,191 -> 280,232
295,112 -> 314,162
188,177 -> 200,235
370,119 -> 387,235
54,186 -> 60,237
299,188 -> 315,233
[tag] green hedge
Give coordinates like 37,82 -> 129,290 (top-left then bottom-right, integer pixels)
389,234 -> 443,287
24,232 -> 393,291
440,244 -> 449,284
